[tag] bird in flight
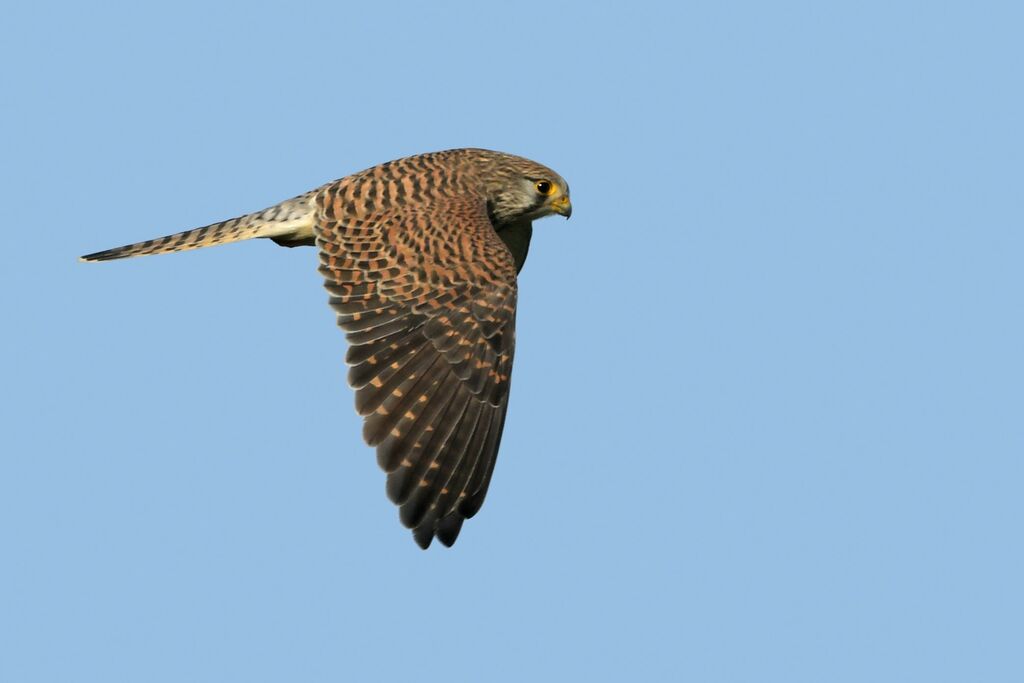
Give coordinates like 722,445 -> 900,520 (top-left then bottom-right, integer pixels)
81,148 -> 572,548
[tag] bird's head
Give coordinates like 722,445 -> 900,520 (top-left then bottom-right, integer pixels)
475,151 -> 572,226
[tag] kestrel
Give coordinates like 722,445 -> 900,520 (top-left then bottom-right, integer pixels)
81,148 -> 572,548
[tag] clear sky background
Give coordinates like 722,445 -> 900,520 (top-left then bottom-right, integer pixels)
2,2 -> 1021,681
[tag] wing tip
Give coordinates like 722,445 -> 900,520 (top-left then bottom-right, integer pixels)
412,526 -> 434,549
435,514 -> 465,547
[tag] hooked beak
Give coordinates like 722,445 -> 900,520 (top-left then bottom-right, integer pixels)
551,195 -> 572,219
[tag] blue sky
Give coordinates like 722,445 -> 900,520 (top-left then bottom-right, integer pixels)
2,2 -> 1022,681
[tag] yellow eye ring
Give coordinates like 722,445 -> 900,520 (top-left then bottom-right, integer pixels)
535,180 -> 554,195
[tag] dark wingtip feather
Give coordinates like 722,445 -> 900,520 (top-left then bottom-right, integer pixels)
436,514 -> 464,547
400,494 -> 430,528
412,525 -> 434,549
386,470 -> 410,505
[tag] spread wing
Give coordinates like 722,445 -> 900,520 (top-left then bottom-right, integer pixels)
315,183 -> 518,548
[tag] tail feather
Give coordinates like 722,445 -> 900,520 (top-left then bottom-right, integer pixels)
80,190 -> 318,262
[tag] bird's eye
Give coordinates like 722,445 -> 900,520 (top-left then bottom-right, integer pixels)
535,180 -> 554,195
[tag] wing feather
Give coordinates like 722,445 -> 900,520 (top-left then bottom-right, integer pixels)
316,177 -> 519,548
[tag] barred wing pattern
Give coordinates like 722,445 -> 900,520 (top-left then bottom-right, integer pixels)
315,183 -> 518,548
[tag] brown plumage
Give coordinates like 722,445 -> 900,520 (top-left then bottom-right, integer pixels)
81,148 -> 572,548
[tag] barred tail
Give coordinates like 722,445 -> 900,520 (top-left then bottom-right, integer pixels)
79,190 -> 318,262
